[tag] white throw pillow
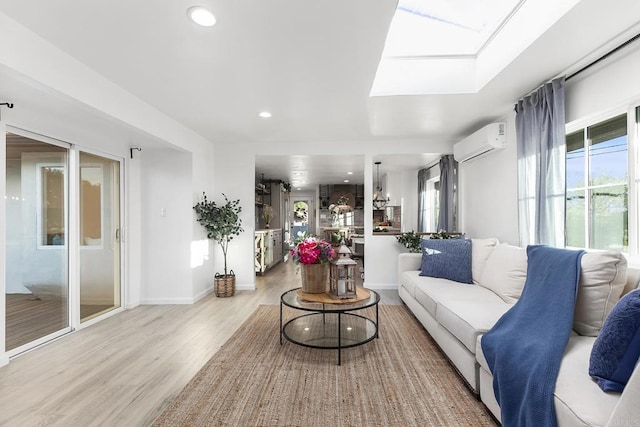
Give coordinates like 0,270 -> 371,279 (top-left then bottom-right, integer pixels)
477,244 -> 527,303
574,251 -> 627,336
471,238 -> 499,284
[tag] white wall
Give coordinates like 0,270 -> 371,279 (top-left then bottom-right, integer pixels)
385,169 -> 419,232
458,112 -> 519,245
126,156 -> 142,308
140,149 -> 194,303
400,169 -> 419,232
189,143 -> 216,300
213,146 -> 257,290
566,43 -> 640,123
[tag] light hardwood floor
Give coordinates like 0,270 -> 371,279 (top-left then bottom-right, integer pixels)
0,260 -> 402,426
6,294 -> 115,351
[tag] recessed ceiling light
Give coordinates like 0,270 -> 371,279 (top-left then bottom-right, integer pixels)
347,171 -> 353,175
258,111 -> 272,118
297,187 -> 302,191
344,180 -> 350,183
187,6 -> 216,27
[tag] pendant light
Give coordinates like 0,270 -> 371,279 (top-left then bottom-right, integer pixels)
373,161 -> 389,210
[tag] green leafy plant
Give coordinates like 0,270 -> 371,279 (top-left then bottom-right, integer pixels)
193,192 -> 244,277
430,230 -> 453,239
396,230 -> 422,253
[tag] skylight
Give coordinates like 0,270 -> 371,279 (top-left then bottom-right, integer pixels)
370,0 -> 531,97
383,0 -> 522,57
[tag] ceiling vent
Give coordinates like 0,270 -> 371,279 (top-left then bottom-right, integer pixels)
453,122 -> 506,163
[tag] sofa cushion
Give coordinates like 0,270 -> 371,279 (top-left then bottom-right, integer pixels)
477,335 -> 621,426
399,270 -> 422,300
414,278 -> 505,318
622,266 -> 640,296
419,239 -> 473,284
436,300 -> 513,353
589,289 -> 640,392
471,238 -> 499,284
477,244 -> 527,303
555,336 -> 621,427
574,251 -> 627,336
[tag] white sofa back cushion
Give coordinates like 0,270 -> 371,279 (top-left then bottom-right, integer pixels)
573,251 -> 627,336
477,244 -> 527,303
471,238 -> 499,284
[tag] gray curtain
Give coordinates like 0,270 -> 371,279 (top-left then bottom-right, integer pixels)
417,168 -> 430,232
437,154 -> 457,231
516,77 -> 566,247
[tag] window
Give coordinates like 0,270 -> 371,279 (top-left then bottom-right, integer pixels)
566,113 -> 628,251
418,165 -> 440,232
426,177 -> 440,232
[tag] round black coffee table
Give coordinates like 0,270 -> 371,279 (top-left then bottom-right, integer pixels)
280,288 -> 380,365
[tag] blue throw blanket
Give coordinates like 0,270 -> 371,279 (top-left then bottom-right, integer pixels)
481,245 -> 584,427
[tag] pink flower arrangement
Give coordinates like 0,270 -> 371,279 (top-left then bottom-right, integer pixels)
290,236 -> 335,265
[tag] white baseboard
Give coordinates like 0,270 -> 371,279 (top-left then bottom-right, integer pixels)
139,297 -> 198,305
140,283 -> 256,304
193,286 -> 213,303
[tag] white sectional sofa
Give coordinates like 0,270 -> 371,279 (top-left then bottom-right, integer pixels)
397,239 -> 640,426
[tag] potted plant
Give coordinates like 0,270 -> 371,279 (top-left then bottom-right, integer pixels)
290,235 -> 335,293
193,192 -> 244,297
396,230 -> 422,253
262,204 -> 274,228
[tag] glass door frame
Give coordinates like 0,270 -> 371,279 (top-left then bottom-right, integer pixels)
72,147 -> 125,330
5,125 -> 73,358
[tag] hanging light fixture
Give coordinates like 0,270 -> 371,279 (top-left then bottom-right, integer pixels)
373,161 -> 390,210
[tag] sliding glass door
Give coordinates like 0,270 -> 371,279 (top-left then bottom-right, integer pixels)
5,132 -> 70,352
5,131 -> 124,354
79,152 -> 121,322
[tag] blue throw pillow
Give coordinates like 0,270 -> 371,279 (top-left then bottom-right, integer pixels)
419,238 -> 472,284
589,289 -> 640,392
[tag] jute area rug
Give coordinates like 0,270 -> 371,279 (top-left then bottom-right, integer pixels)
153,304 -> 496,427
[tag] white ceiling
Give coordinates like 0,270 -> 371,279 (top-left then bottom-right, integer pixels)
0,0 -> 639,188
256,153 -> 440,188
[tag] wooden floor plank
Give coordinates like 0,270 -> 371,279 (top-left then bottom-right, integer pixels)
0,260 -> 402,426
6,294 -> 116,351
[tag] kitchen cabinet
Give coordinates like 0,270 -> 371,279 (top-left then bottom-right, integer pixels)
255,228 -> 283,274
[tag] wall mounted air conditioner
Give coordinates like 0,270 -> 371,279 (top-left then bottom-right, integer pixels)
453,122 -> 506,163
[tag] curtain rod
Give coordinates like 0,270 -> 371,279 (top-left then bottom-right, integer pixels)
566,32 -> 640,81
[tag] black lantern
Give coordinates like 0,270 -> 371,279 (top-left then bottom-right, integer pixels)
329,244 -> 357,299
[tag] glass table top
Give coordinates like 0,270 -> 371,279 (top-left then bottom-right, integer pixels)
280,287 -> 380,313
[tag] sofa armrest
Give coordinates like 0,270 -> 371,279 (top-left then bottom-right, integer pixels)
607,361 -> 640,426
398,253 -> 422,286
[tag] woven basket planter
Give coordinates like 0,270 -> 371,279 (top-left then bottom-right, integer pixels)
214,270 -> 236,297
300,263 -> 329,294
